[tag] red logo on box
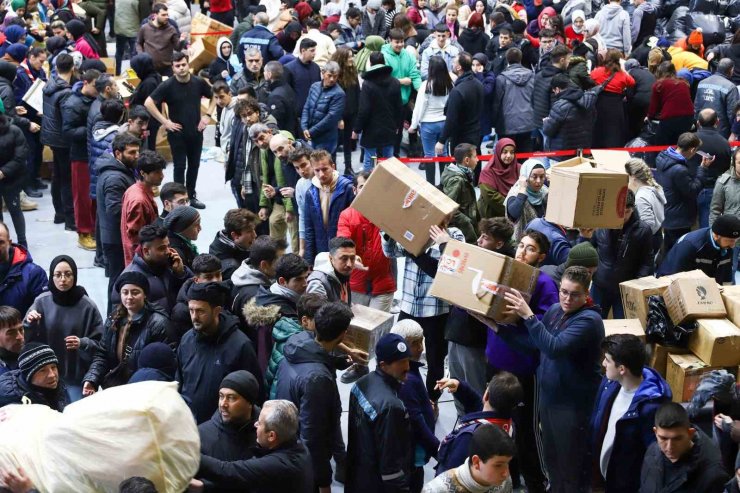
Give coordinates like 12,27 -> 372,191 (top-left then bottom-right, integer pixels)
616,186 -> 628,218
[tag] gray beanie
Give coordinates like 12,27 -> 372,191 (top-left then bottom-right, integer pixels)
163,206 -> 200,233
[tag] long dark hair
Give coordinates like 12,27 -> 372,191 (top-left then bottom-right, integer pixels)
427,56 -> 453,96
331,47 -> 359,89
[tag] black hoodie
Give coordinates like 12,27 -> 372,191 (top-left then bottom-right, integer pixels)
543,85 -> 596,150
95,152 -> 136,245
353,64 -> 403,148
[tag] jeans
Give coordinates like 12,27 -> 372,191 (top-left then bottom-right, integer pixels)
0,186 -> 25,246
361,145 -> 394,172
167,132 -> 203,197
51,146 -> 74,224
697,187 -> 713,229
590,284 -> 625,318
71,160 -> 95,234
114,35 -> 136,75
419,121 -> 446,184
351,291 -> 394,312
398,311 -> 448,401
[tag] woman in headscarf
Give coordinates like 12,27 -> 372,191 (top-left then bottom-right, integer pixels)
130,53 -> 162,150
505,158 -> 548,239
457,12 -> 488,56
24,255 -> 104,402
65,18 -> 100,59
565,9 -> 585,48
472,53 -> 495,142
0,24 -> 25,57
526,6 -> 555,46
82,271 -> 172,396
582,18 -> 607,62
355,34 -> 384,75
478,138 -> 520,219
293,1 -> 313,26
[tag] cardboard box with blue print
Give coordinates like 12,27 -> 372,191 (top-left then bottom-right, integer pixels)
428,240 -> 539,325
350,157 -> 459,256
663,275 -> 726,325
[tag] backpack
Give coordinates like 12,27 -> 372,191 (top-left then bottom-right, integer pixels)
436,418 -> 514,473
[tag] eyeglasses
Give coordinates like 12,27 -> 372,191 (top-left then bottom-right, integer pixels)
559,288 -> 585,299
53,272 -> 74,279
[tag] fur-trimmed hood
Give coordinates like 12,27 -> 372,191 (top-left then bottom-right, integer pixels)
242,298 -> 282,327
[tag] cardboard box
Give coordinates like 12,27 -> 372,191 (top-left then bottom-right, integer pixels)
351,157 -> 459,256
664,276 -> 726,325
687,318 -> 740,366
603,319 -> 646,342
343,304 -> 395,360
189,38 -> 217,73
666,353 -> 717,402
100,57 -> 115,75
428,240 -> 540,324
590,149 -> 631,174
620,276 -> 672,328
545,156 -> 629,229
649,343 -> 691,377
155,126 -> 172,162
190,13 -> 233,51
721,285 -> 740,327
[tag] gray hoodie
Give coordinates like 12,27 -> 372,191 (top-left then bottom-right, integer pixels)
594,3 -> 632,55
494,63 -> 535,134
710,171 -> 740,226
306,252 -> 348,302
631,2 -> 656,44
635,185 -> 666,234
230,261 -> 272,314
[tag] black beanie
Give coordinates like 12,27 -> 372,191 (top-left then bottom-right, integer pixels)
114,271 -> 150,296
137,342 -> 176,379
712,215 -> 740,239
18,343 -> 59,383
220,371 -> 259,403
189,281 -> 229,307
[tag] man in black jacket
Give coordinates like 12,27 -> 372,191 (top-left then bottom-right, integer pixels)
346,333 -> 413,493
194,399 -> 314,493
691,109 -> 733,228
352,52 -> 402,171
435,52 -> 484,156
640,402 -> 728,493
170,254 -> 226,341
543,74 -> 597,152
274,302 -> 353,493
261,61 -> 298,137
209,208 -> 259,280
532,45 -> 570,150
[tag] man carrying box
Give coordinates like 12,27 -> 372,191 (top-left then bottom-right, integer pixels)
657,214 -> 740,285
441,143 -> 480,244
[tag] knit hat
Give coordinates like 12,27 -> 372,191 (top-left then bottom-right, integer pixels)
163,205 -> 200,233
5,43 -> 27,63
137,342 -> 176,379
375,333 -> 411,364
688,27 -> 703,46
18,343 -> 59,383
712,215 -> 740,239
65,19 -> 86,40
189,281 -> 229,307
565,242 -> 599,269
220,370 -> 260,403
114,271 -> 150,296
473,53 -> 489,67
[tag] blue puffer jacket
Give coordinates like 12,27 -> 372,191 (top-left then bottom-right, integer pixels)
303,174 -> 355,266
0,244 -> 47,315
40,74 -> 73,148
88,121 -> 120,200
525,217 -> 572,266
300,81 -> 345,143
0,369 -> 69,411
655,146 -> 706,230
587,367 -> 672,493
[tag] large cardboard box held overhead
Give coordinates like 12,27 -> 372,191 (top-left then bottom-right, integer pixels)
687,318 -> 740,366
343,304 -> 395,360
664,276 -> 726,325
666,353 -> 717,402
603,319 -> 646,342
590,149 -> 632,174
428,240 -> 540,324
545,156 -> 629,229
351,158 -> 459,256
190,13 -> 233,52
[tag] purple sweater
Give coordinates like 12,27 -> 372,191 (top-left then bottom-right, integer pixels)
485,271 -> 559,375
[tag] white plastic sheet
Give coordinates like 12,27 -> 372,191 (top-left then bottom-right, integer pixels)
0,381 -> 200,493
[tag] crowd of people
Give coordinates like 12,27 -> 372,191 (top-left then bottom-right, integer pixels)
0,0 -> 738,491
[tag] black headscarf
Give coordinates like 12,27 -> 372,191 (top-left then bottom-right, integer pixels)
48,255 -> 87,307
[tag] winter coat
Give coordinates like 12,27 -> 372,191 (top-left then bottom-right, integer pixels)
13,62 -> 46,107
0,124 -> 28,191
525,218 -> 571,266
708,43 -> 740,85
640,428 -> 728,493
532,64 -> 564,127
199,408 -> 258,462
362,10 -> 389,41
346,369 -> 413,493
284,58 -> 321,115
691,127 -> 733,188
627,65 -> 655,108
40,74 -> 72,148
177,312 -> 262,424
306,252 -> 351,303
238,25 -> 284,66
0,369 -> 69,411
589,367 -> 672,493
594,3 -> 631,55
0,245 -> 47,316
420,41 -> 461,80
136,20 -> 180,71
543,86 -> 596,150
380,43 -> 422,105
129,55 -> 163,107
121,182 -> 160,266
474,69 -> 496,137
353,64 -> 403,149
115,0 -> 149,38
266,315 -> 302,397
83,302 -> 172,387
441,164 -> 480,243
265,79 -> 298,138
439,71 -> 485,147
274,330 -> 341,488
655,147 -> 706,230
25,291 -> 103,386
657,227 -> 734,285
694,73 -> 739,138
710,171 -> 740,226
88,121 -> 119,200
335,22 -> 363,51
399,360 -> 439,463
337,207 -> 396,296
168,232 -> 197,270
586,213 -> 654,291
0,63 -> 29,133
303,174 -> 355,266
494,63 -> 535,135
209,38 -> 238,84
230,263 -> 272,318
301,81 -> 345,143
95,153 -> 136,246
110,254 -> 192,314
635,185 -> 666,235
60,81 -> 95,162
457,28 -> 489,56
166,0 -> 191,38
209,230 -> 250,281
631,1 -> 656,47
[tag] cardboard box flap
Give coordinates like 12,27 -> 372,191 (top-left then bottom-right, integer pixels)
603,319 -> 645,340
590,149 -> 631,174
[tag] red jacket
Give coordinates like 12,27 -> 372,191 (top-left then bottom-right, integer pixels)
590,67 -> 635,94
121,182 -> 159,266
564,26 -> 583,48
647,77 -> 695,120
209,0 -> 233,13
337,207 -> 396,296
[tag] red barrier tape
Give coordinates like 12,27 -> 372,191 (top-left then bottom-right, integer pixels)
190,30 -> 234,36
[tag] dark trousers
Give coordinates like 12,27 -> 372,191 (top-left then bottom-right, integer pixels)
210,9 -> 235,26
503,132 -> 533,153
590,284 -> 625,318
231,182 -> 269,235
103,242 -> 124,314
540,404 -> 590,493
50,146 -> 74,225
115,35 -> 137,75
655,115 -> 694,146
398,311 -> 448,401
22,128 -> 41,189
0,186 -> 25,246
663,227 -> 691,257
168,132 -> 203,197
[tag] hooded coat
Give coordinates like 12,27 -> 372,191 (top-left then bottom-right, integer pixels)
0,119 -> 27,191
230,262 -> 273,317
353,64 -> 403,149
594,3 -> 631,55
199,407 -> 259,463
655,147 -> 706,230
494,63 -> 535,135
306,252 -> 351,303
441,164 -> 480,243
0,245 -> 47,315
438,71 -> 484,147
110,254 -> 192,314
88,120 -> 120,200
208,230 -> 250,281
60,81 -> 96,162
543,85 -> 597,151
532,64 -> 564,126
209,37 -> 238,83
40,73 -> 72,148
0,61 -> 28,132
95,152 -> 136,246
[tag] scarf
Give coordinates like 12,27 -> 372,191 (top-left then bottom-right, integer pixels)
355,35 -> 384,74
218,230 -> 248,254
455,458 -> 498,492
505,159 -> 547,206
48,255 -> 87,307
479,138 -> 520,195
313,171 -> 339,227
448,163 -> 474,182
571,9 -> 585,33
175,233 -> 199,256
270,282 -> 300,304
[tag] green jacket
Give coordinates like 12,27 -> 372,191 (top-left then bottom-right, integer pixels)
114,0 -> 150,38
380,44 -> 422,105
478,183 -> 506,219
259,150 -> 294,212
267,316 -> 304,398
442,164 -> 480,243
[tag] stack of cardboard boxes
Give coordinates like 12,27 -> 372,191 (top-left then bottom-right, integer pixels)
618,271 -> 740,402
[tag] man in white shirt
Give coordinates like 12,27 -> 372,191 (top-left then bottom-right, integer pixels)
293,17 -> 337,67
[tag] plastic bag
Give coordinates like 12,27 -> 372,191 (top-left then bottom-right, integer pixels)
666,6 -> 691,42
689,0 -> 721,15
0,381 -> 200,493
687,12 -> 726,46
645,295 -> 698,347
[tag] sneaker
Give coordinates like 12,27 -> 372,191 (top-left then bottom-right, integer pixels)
78,233 -> 96,251
190,197 -> 206,209
53,214 -> 65,224
65,222 -> 77,232
20,192 -> 38,211
390,298 -> 401,314
23,188 -> 42,198
340,363 -> 369,384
